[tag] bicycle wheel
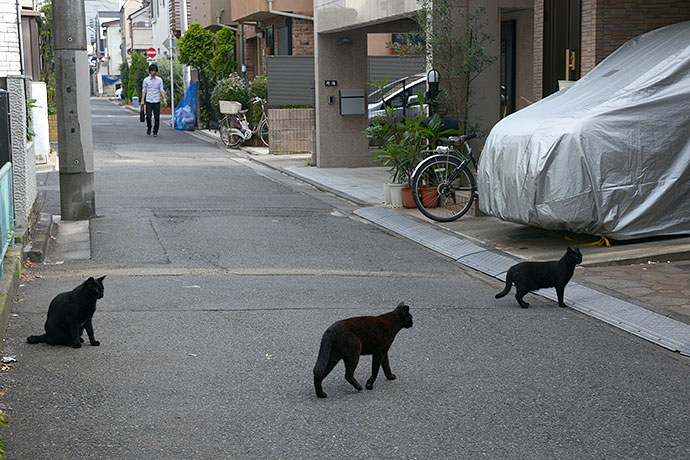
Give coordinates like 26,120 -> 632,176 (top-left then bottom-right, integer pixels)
258,119 -> 269,147
220,117 -> 244,148
412,155 -> 476,222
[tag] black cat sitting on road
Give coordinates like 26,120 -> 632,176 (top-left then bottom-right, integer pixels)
27,276 -> 106,348
496,246 -> 582,308
313,302 -> 413,398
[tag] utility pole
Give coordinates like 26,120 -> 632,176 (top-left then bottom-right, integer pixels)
53,0 -> 96,220
180,0 -> 190,91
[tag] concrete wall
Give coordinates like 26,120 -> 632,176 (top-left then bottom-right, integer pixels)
6,76 -> 38,227
31,81 -> 49,164
106,23 -> 123,75
314,30 -> 372,167
315,0 -> 419,33
0,1 -> 22,77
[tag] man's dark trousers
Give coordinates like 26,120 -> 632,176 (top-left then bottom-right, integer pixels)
145,101 -> 161,134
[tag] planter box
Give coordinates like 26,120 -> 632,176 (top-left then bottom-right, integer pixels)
268,108 -> 314,154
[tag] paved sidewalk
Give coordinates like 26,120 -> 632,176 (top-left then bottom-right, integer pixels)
190,129 -> 690,355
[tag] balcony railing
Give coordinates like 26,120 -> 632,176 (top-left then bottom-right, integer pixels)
0,162 -> 14,276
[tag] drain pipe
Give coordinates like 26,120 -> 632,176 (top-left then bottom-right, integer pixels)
215,9 -> 238,31
267,1 -> 313,21
16,0 -> 25,74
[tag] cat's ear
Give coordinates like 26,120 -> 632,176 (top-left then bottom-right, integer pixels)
97,275 -> 106,282
396,302 -> 409,313
86,277 -> 95,285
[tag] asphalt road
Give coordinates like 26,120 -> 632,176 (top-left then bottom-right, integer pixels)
1,99 -> 689,459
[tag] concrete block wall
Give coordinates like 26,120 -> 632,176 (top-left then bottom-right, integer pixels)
7,76 -> 38,228
268,108 -> 314,154
0,2 -> 21,77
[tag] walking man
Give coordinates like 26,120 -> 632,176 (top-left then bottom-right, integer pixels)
140,63 -> 167,137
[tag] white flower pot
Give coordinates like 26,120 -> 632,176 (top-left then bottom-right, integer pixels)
388,183 -> 405,208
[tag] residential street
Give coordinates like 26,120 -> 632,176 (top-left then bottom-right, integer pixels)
1,99 -> 689,459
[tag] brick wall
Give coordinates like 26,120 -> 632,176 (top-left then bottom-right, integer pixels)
594,0 -> 690,71
0,2 -> 21,77
533,0 -> 544,103
535,0 -> 690,99
291,15 -> 313,56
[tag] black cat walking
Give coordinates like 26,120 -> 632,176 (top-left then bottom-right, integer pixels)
313,302 -> 413,398
27,276 -> 106,348
496,246 -> 582,308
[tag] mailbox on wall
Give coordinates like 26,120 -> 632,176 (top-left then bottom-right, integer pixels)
339,90 -> 365,115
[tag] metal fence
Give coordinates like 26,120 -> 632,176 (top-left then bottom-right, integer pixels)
0,162 -> 14,276
265,55 -> 426,106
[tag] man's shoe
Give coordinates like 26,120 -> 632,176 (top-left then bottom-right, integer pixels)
153,133 -> 158,137
147,129 -> 151,135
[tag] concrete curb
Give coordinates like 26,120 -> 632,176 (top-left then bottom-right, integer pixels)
0,245 -> 23,344
23,213 -> 53,263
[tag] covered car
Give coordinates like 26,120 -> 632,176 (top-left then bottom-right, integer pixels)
477,20 -> 690,240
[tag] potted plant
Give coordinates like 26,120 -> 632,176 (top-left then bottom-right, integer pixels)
367,106 -> 459,207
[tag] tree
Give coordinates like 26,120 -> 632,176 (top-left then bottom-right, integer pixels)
178,23 -> 215,79
210,28 -> 237,81
119,60 -> 130,100
127,52 -> 148,100
38,1 -> 55,113
389,0 -> 496,134
157,56 -> 183,106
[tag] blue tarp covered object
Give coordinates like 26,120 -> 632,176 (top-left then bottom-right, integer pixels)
102,75 -> 120,86
171,82 -> 197,131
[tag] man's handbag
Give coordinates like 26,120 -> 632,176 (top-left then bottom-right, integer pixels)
139,104 -> 145,122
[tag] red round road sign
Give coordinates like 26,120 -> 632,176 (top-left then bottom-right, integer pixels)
146,47 -> 156,58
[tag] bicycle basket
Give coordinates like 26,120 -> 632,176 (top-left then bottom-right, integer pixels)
219,101 -> 242,114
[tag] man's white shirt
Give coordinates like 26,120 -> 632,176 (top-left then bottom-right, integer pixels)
142,76 -> 165,103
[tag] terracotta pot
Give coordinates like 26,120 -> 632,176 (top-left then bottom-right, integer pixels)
402,187 -> 416,208
418,186 -> 438,208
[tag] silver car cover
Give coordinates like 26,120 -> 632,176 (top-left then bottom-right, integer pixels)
477,20 -> 690,240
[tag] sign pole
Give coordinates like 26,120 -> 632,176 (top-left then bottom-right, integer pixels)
169,31 -> 175,129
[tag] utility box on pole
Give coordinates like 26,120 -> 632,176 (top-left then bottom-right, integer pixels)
53,0 -> 96,220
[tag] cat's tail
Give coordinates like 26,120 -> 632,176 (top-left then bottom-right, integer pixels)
27,334 -> 47,344
495,271 -> 513,299
313,332 -> 334,378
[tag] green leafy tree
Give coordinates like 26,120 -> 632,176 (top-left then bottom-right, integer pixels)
38,1 -> 55,113
389,0 -> 496,134
210,28 -> 237,80
179,23 -> 216,126
119,60 -> 130,100
127,52 -> 148,100
157,56 -> 183,106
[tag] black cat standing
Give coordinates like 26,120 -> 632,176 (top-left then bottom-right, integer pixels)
27,276 -> 106,348
496,246 -> 582,308
313,302 -> 413,398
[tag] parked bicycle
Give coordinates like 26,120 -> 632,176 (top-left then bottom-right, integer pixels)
219,97 -> 269,148
410,133 -> 478,222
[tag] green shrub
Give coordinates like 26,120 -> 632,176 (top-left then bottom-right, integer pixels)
157,56 -> 183,106
119,60 -> 129,100
211,28 -> 237,80
210,73 -> 252,117
127,53 -> 148,101
249,75 -> 267,100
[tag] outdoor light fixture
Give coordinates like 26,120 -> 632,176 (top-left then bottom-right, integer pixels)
336,37 -> 353,45
427,69 -> 441,115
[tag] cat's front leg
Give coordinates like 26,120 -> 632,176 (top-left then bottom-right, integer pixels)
382,353 -> 396,381
556,286 -> 568,308
366,353 -> 383,390
69,324 -> 81,348
84,319 -> 100,346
